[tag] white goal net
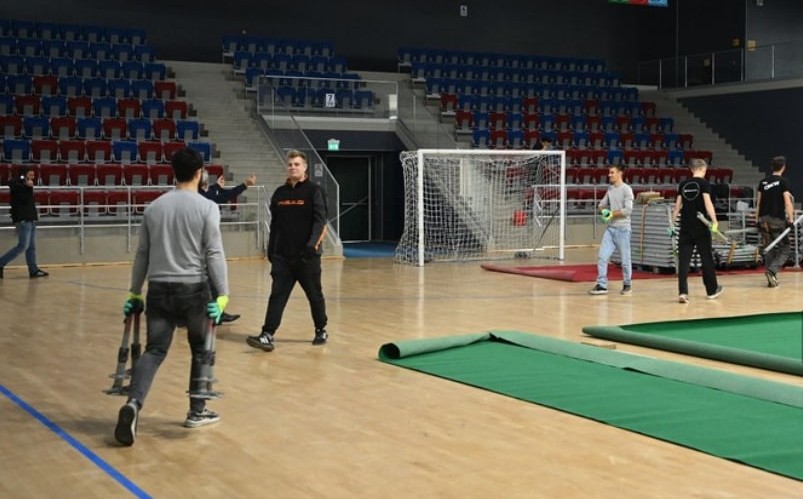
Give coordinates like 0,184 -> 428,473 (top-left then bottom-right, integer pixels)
395,149 -> 566,266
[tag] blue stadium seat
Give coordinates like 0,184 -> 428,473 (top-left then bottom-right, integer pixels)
98,60 -> 121,79
131,79 -> 154,100
108,78 -> 131,98
471,128 -> 490,148
141,99 -> 165,119
143,62 -> 167,80
92,96 -> 117,118
128,117 -> 152,141
3,139 -> 30,162
6,74 -> 32,94
23,116 -> 50,139
112,140 -> 138,163
90,42 -> 113,61
50,57 -> 74,77
133,45 -> 155,63
188,141 -> 212,163
65,40 -> 90,59
77,117 -> 103,140
121,61 -> 144,80
74,59 -> 98,78
58,76 -> 83,97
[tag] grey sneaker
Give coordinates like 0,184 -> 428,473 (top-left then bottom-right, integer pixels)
678,294 -> 689,304
246,331 -> 275,352
588,284 -> 608,295
620,285 -> 632,295
114,401 -> 138,446
765,271 -> 779,288
312,328 -> 328,345
184,408 -> 220,428
706,286 -> 724,300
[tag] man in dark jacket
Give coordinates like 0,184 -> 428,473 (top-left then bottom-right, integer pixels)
198,169 -> 257,322
247,150 -> 328,352
0,166 -> 48,279
756,156 -> 795,287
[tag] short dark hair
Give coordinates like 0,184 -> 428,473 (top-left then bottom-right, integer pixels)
172,147 -> 204,182
770,156 -> 786,172
611,164 -> 627,173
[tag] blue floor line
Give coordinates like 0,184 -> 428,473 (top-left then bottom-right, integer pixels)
0,384 -> 151,499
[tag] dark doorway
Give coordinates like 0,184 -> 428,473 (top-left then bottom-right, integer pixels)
325,155 -> 372,241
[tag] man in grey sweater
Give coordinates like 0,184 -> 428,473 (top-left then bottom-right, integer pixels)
115,147 -> 230,446
589,164 -> 634,296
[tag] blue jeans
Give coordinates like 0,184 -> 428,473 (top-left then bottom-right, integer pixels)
128,281 -> 211,413
0,221 -> 38,274
596,226 -> 632,288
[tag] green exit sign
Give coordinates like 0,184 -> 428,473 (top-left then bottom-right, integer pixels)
327,138 -> 340,151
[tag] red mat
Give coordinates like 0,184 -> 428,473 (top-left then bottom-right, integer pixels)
481,263 -> 792,283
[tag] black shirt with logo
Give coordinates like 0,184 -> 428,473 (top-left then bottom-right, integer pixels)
678,176 -> 712,231
757,174 -> 790,220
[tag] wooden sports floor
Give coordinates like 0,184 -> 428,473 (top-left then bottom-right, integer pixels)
1,249 -> 802,498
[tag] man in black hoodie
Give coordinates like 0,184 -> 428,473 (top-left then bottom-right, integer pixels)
0,166 -> 48,279
247,150 -> 328,352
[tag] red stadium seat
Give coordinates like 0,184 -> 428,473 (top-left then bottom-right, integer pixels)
58,140 -> 86,163
86,140 -> 112,164
68,164 -> 97,186
97,164 -> 124,186
31,140 -> 59,163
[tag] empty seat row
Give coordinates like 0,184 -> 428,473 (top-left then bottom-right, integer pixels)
271,86 -> 374,111
0,20 -> 147,45
0,188 -> 168,217
434,82 -> 636,102
444,94 -> 650,118
455,111 -> 675,135
1,139 -> 212,164
2,95 -> 188,119
0,116 -> 200,141
398,47 -> 606,74
1,56 -> 167,79
1,163 -> 223,187
223,34 -> 334,58
464,127 -> 690,151
0,39 -> 155,61
233,52 -> 347,74
244,67 -> 360,88
416,65 -> 623,87
2,76 -> 176,99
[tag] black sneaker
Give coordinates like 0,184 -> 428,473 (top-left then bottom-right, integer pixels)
588,284 -> 608,295
114,401 -> 138,446
184,408 -> 220,428
0,266 -> 4,279
312,328 -> 328,346
706,286 -> 724,300
246,331 -> 275,352
29,269 -> 48,278
765,271 -> 779,288
620,285 -> 632,295
220,312 -> 241,323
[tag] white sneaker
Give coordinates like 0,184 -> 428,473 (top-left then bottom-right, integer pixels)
678,294 -> 689,304
706,286 -> 724,300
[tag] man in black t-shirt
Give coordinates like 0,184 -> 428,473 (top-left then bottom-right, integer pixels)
756,156 -> 795,287
670,159 -> 723,303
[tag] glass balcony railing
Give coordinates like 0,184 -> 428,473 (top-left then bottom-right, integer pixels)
637,39 -> 803,89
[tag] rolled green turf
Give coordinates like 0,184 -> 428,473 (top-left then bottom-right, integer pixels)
378,331 -> 803,481
583,311 -> 803,375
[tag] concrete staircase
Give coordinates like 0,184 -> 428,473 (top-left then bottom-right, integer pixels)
165,60 -> 286,190
639,89 -> 762,188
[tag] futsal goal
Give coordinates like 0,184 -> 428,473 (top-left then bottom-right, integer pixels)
395,149 -> 566,266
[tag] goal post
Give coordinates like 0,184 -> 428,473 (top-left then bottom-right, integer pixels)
395,149 -> 566,266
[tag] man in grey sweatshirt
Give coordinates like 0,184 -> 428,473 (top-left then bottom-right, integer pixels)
115,147 -> 230,446
589,164 -> 634,296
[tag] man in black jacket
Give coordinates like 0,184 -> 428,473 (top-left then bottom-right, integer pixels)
247,150 -> 328,351
0,166 -> 48,279
198,169 -> 257,322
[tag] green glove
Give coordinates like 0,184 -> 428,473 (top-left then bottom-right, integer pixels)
599,209 -> 613,223
710,221 -> 719,233
123,292 -> 144,316
206,295 -> 229,324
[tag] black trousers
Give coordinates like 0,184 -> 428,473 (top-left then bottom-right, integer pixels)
262,254 -> 327,334
677,228 -> 719,296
